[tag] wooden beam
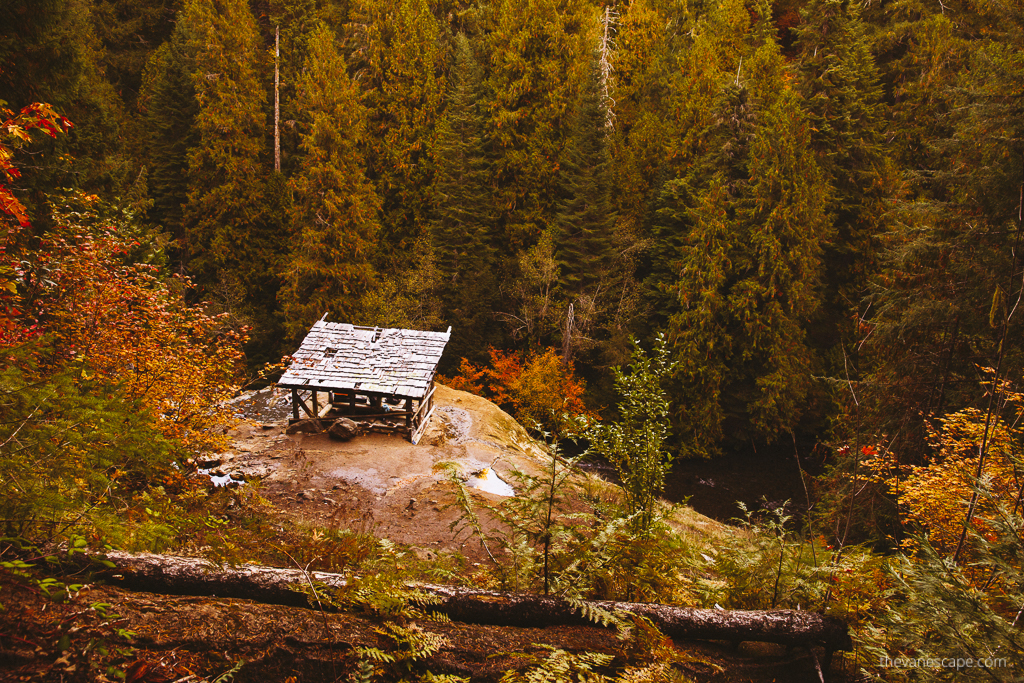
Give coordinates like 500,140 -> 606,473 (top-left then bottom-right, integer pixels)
291,388 -> 299,421
410,403 -> 435,445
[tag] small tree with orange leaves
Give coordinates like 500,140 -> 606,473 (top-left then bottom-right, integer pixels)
0,109 -> 247,537
865,384 -> 1024,558
15,193 -> 247,454
441,346 -> 596,434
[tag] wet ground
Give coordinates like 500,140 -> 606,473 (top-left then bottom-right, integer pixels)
193,384 -> 556,561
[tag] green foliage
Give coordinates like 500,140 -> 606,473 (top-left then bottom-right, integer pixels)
0,346 -> 173,539
353,619 -> 471,682
610,0 -> 683,242
856,1 -> 1024,461
348,0 -> 446,266
858,487 -> 1024,682
496,432 -> 585,594
586,335 -> 675,538
282,21 -> 380,338
700,501 -> 892,629
499,623 -> 699,683
140,21 -> 198,247
211,658 -> 246,682
0,544 -> 139,679
500,646 -> 614,683
0,0 -> 126,198
793,0 -> 889,318
483,0 -> 595,251
181,0 -> 292,362
659,24 -> 831,455
429,32 -> 504,362
441,431 -> 698,603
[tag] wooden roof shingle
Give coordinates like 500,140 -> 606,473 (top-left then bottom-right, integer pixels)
277,322 -> 451,400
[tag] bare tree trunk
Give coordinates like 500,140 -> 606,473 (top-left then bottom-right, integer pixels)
95,552 -> 852,654
274,26 -> 281,173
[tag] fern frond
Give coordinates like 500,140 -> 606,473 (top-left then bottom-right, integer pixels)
211,659 -> 245,683
565,596 -> 628,629
357,646 -> 396,663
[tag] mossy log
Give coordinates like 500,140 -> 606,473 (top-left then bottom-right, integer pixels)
96,551 -> 851,654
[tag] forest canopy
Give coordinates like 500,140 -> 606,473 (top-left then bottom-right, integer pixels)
2,0 -> 1023,508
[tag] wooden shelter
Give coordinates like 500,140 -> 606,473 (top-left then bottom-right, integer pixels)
277,320 -> 451,443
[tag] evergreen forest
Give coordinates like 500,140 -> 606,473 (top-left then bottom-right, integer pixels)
1,0 -> 1024,680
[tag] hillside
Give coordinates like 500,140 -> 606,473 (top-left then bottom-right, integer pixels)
213,383 -> 731,561
0,387 -> 851,682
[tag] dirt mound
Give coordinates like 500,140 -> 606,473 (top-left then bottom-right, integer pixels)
202,385 -> 561,560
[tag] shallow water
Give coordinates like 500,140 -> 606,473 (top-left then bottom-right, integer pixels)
467,467 -> 515,497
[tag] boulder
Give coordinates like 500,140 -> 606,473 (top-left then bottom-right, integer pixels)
285,419 -> 320,435
327,418 -> 360,441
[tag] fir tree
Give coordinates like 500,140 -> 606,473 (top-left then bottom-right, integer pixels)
348,0 -> 446,269
793,0 -> 890,345
860,2 -> 1024,459
429,33 -> 502,363
181,0 -> 291,360
553,54 -> 618,365
483,0 -> 596,253
140,26 -> 198,255
610,0 -> 682,241
556,55 -> 615,299
660,15 -> 831,456
282,22 -> 380,339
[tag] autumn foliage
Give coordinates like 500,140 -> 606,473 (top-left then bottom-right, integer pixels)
441,346 -> 596,433
30,197 -> 246,452
1,108 -> 245,456
0,103 -> 73,228
864,399 -> 1023,556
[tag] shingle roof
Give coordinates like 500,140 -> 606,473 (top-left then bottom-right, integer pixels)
277,322 -> 451,400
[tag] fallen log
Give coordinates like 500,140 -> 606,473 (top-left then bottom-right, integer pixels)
95,551 -> 851,654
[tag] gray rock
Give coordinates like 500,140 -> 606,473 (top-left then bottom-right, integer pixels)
327,418 -> 359,441
285,419 -> 321,435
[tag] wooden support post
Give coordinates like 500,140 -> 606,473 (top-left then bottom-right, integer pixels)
291,389 -> 299,421
404,398 -> 412,430
312,390 -> 319,418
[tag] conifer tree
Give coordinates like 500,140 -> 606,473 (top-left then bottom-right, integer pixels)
793,0 -> 889,340
90,0 -> 182,110
0,0 -> 124,201
283,22 -> 380,339
610,0 -> 681,240
660,12 -> 831,456
264,0 -> 324,177
483,0 -> 596,253
556,56 -> 615,298
429,33 -> 502,362
640,0 -> 748,329
553,54 -> 618,364
348,0 -> 445,268
140,26 -> 198,254
180,0 -> 291,359
859,2 -> 1024,456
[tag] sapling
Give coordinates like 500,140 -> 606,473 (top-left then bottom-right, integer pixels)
586,334 -> 676,539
